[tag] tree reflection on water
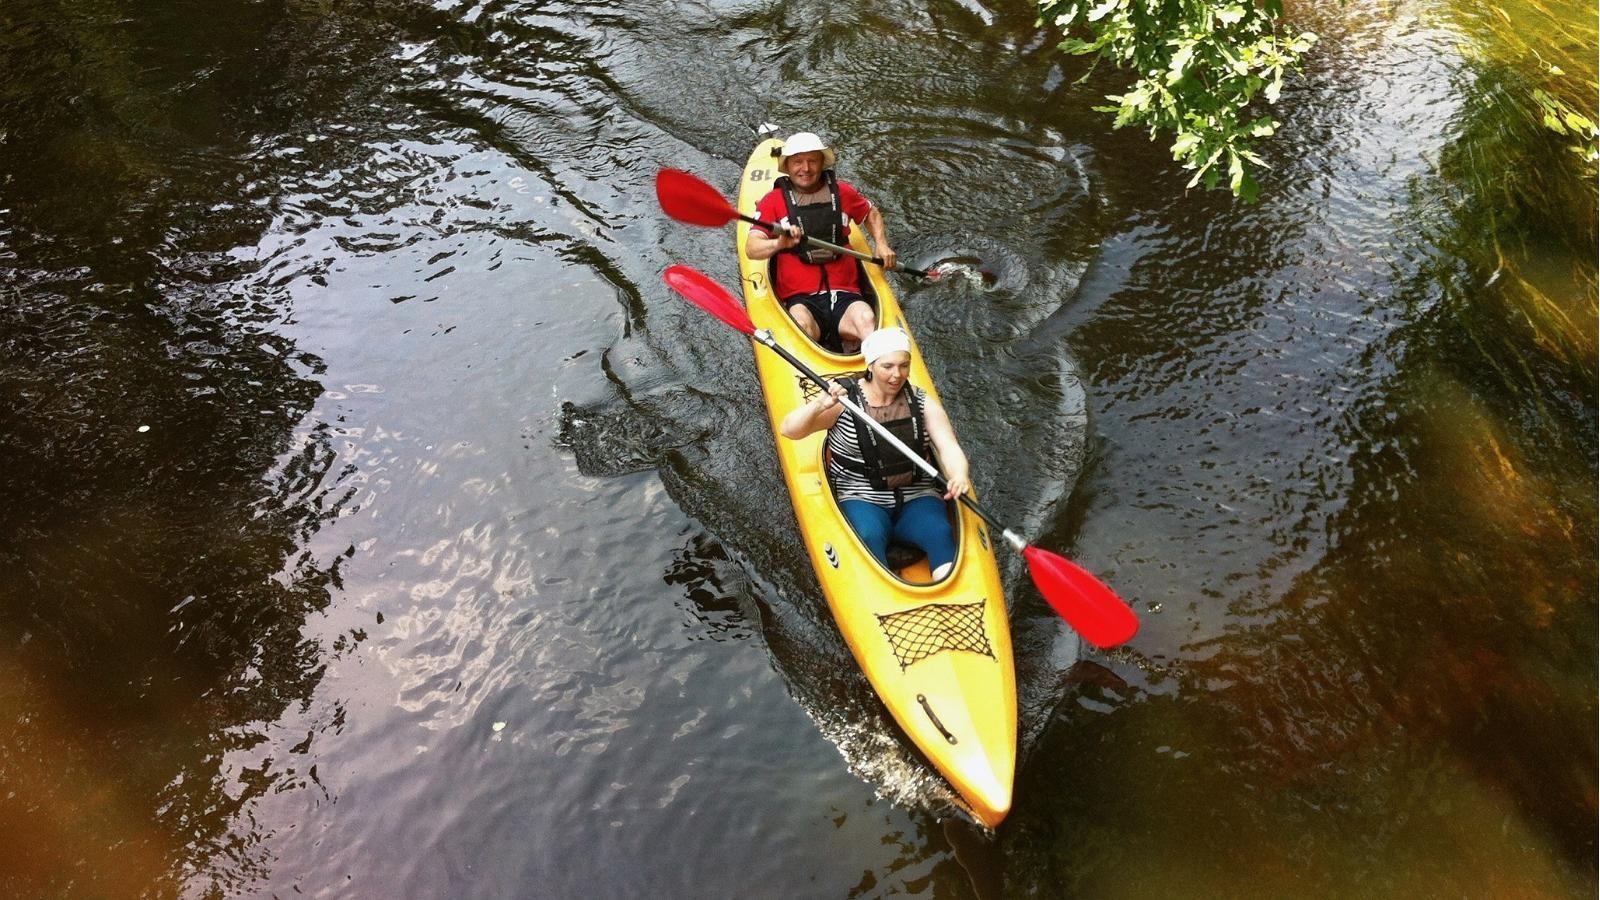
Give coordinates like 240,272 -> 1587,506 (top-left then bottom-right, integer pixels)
0,0 -> 385,893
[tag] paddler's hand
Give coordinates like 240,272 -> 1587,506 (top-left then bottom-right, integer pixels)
942,472 -> 970,501
879,245 -> 898,271
813,381 -> 845,410
775,224 -> 804,251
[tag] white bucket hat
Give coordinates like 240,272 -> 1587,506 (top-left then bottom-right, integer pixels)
861,327 -> 912,367
780,131 -> 837,172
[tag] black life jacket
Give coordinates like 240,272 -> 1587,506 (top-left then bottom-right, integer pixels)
775,171 -> 845,266
834,379 -> 932,491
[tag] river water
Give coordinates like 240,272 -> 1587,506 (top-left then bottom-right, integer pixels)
1,0 -> 1594,896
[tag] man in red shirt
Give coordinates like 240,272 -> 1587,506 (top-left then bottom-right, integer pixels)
745,132 -> 898,353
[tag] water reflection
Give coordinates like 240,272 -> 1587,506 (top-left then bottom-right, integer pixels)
0,0 -> 361,890
1014,371 -> 1596,892
1010,0 -> 1594,893
1,0 -> 1594,894
663,531 -> 756,643
942,817 -> 1006,900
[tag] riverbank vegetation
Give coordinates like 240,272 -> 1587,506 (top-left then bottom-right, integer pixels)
1037,0 -> 1317,199
1042,0 -> 1597,208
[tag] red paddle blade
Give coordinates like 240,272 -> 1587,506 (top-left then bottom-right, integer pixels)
661,265 -> 756,336
656,168 -> 739,227
1022,545 -> 1139,648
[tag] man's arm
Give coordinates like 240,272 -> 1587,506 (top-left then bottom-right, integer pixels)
745,192 -> 802,261
746,223 -> 802,261
863,205 -> 897,270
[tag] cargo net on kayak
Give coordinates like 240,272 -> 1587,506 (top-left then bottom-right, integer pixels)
877,602 -> 994,670
798,371 -> 865,400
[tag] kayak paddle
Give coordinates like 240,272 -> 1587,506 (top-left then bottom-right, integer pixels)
655,168 -> 946,281
661,263 -> 1139,649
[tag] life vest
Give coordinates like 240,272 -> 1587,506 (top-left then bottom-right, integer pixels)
833,380 -> 932,491
775,171 -> 845,266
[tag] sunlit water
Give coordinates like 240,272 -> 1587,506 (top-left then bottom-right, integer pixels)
0,0 -> 1592,896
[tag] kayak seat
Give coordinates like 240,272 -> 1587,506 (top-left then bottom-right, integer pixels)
886,541 -> 927,571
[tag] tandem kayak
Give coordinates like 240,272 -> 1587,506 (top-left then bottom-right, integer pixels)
733,137 -> 1017,828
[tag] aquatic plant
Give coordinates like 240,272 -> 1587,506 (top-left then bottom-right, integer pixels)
1443,0 -> 1599,178
1413,0 -> 1599,435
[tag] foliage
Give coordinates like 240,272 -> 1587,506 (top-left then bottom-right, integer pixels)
1037,0 -> 1316,200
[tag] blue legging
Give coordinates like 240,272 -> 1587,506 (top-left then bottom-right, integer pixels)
840,495 -> 957,572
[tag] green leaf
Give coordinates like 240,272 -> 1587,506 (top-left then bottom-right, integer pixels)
1086,0 -> 1119,22
1168,42 -> 1195,83
1171,131 -> 1201,160
1237,167 -> 1260,202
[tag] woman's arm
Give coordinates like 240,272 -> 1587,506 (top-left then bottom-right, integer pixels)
780,382 -> 847,439
921,397 -> 970,499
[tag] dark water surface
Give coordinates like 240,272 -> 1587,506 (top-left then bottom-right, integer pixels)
1,0 -> 1594,896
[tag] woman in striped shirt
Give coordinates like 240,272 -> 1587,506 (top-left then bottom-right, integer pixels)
779,328 -> 972,581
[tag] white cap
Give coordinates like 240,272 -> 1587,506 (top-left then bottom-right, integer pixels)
780,132 -> 836,171
861,327 -> 911,367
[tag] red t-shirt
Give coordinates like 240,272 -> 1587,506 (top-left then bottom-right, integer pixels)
752,180 -> 874,299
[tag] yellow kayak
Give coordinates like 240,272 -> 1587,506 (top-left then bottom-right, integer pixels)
734,138 -> 1017,828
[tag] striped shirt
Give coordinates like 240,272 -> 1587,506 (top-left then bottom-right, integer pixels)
826,383 -> 941,507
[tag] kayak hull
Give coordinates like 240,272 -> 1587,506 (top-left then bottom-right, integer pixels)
734,139 -> 1017,828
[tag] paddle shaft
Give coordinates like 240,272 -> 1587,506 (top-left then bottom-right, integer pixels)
740,214 -> 932,280
738,212 -> 860,261
655,168 -> 933,278
753,328 -> 1024,550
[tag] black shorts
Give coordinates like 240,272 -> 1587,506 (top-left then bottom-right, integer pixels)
781,290 -> 867,351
